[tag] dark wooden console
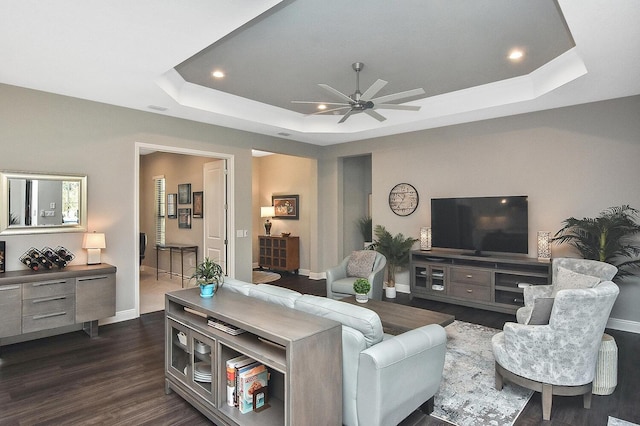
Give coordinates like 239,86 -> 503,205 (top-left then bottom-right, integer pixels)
410,250 -> 550,314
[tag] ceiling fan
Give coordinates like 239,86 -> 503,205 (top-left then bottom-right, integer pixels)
292,62 -> 425,124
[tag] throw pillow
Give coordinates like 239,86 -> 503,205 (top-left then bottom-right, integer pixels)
526,297 -> 554,325
552,265 -> 601,297
347,250 -> 377,278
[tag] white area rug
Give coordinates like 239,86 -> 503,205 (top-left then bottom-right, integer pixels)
252,270 -> 281,284
609,417 -> 640,426
431,321 -> 533,426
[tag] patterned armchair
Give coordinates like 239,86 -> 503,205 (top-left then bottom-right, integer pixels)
492,280 -> 619,420
516,258 -> 618,324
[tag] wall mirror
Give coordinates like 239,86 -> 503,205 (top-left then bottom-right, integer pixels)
0,171 -> 87,235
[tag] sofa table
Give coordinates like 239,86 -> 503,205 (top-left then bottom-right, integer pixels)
342,296 -> 454,335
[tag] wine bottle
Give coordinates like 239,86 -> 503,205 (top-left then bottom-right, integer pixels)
57,248 -> 73,261
24,256 -> 39,271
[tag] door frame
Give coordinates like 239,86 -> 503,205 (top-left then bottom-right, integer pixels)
134,142 -> 234,317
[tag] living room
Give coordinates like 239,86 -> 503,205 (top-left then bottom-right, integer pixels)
1,1 -> 639,425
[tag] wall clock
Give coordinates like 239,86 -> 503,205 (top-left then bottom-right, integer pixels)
388,183 -> 419,216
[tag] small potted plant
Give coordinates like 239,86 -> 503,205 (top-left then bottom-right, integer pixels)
353,278 -> 371,303
191,257 -> 224,298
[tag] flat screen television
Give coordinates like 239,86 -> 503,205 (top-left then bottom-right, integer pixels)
431,196 -> 528,256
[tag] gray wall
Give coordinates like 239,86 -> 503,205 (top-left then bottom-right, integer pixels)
319,95 -> 640,326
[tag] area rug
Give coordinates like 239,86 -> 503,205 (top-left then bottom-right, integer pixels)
609,417 -> 640,426
252,270 -> 281,284
431,321 -> 533,426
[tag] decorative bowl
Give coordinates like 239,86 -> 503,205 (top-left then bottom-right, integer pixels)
281,232 -> 291,237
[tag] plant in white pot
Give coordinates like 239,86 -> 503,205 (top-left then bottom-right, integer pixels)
191,257 -> 224,298
372,225 -> 418,298
353,278 -> 371,303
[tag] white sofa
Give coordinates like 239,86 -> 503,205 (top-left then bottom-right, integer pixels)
222,278 -> 447,426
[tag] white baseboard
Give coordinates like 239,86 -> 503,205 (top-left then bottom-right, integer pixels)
309,271 -> 325,280
101,308 -> 137,325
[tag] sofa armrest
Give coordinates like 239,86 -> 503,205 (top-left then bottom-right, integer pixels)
356,324 -> 446,426
523,284 -> 553,306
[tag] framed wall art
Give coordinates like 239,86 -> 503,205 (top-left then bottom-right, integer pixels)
178,183 -> 191,204
178,208 -> 192,229
167,193 -> 177,219
193,191 -> 203,218
272,194 -> 299,220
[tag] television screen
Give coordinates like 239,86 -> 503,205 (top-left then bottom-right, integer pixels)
431,196 -> 528,255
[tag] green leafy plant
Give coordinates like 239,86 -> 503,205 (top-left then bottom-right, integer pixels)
357,216 -> 373,242
190,257 -> 224,286
371,225 -> 418,287
553,205 -> 640,278
353,277 -> 371,295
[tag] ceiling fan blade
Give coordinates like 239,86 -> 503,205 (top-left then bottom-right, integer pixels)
365,109 -> 387,122
374,104 -> 421,111
310,106 -> 351,115
338,109 -> 357,124
319,84 -> 354,103
361,79 -> 388,100
291,101 -> 350,106
371,88 -> 425,104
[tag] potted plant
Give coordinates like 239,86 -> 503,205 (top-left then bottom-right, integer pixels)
372,225 -> 418,298
353,278 -> 371,303
191,257 -> 224,298
357,216 -> 373,248
553,205 -> 640,278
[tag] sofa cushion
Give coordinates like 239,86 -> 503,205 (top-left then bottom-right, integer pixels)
347,250 -> 377,278
552,265 -> 601,296
222,277 -> 254,296
330,277 -> 359,296
526,297 -> 554,325
248,284 -> 301,308
294,294 -> 383,347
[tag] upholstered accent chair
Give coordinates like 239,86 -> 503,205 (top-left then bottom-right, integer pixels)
516,258 -> 618,324
492,280 -> 619,420
326,251 -> 387,300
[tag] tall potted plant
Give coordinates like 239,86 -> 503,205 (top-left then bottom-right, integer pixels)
553,205 -> 640,278
357,216 -> 373,248
191,257 -> 224,298
371,225 -> 418,298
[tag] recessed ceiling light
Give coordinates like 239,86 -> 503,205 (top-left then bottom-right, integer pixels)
212,70 -> 225,79
508,49 -> 524,61
317,104 -> 327,110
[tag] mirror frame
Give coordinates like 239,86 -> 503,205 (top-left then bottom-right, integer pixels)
0,171 -> 88,235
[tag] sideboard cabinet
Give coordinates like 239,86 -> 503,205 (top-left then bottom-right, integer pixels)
165,287 -> 342,426
258,236 -> 299,273
0,264 -> 116,346
410,250 -> 550,314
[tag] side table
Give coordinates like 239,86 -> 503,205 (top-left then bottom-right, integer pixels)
593,333 -> 617,395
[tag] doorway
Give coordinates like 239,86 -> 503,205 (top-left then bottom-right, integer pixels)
135,143 -> 233,315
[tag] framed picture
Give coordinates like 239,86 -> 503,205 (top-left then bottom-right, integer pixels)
178,208 -> 192,229
167,193 -> 177,219
178,183 -> 191,204
193,191 -> 203,218
272,194 -> 299,220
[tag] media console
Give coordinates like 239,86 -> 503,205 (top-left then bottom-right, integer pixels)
410,250 -> 551,314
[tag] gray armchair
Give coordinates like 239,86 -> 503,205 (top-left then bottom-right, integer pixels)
493,281 -> 619,420
516,258 -> 618,324
326,251 -> 386,300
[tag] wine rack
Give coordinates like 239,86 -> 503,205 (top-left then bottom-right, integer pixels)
19,246 -> 75,271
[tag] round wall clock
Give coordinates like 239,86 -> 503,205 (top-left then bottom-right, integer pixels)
388,183 -> 419,216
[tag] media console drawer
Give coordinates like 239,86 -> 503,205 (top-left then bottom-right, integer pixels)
449,281 -> 492,301
450,268 -> 491,286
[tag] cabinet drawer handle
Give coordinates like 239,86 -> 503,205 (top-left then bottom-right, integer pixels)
466,274 -> 473,279
77,276 -> 108,282
0,285 -> 21,291
33,296 -> 67,303
32,281 -> 66,287
466,289 -> 473,293
32,311 -> 67,320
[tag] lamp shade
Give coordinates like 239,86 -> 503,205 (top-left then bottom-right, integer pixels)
260,206 -> 275,218
537,231 -> 551,261
83,232 -> 106,249
420,227 -> 432,251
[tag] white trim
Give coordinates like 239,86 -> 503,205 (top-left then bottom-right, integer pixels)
607,317 -> 640,334
100,308 -> 138,325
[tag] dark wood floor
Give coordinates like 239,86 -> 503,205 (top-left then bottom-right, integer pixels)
0,274 -> 637,425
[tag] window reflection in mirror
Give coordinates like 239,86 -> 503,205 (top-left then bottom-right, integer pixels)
1,172 -> 87,235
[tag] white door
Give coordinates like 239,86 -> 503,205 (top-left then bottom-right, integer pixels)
203,160 -> 228,274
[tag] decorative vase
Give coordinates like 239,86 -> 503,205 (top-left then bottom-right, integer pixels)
200,283 -> 216,298
385,287 -> 397,299
355,293 -> 368,303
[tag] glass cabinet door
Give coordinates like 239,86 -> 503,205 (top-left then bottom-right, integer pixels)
167,320 -> 190,382
190,332 -> 216,404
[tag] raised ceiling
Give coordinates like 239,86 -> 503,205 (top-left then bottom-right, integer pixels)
2,1 -> 640,146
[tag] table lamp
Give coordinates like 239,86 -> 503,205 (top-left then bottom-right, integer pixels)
83,231 -> 106,264
260,206 -> 275,236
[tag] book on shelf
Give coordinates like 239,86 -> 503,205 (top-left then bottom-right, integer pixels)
207,317 -> 246,335
238,363 -> 269,414
235,361 -> 262,407
225,355 -> 252,407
